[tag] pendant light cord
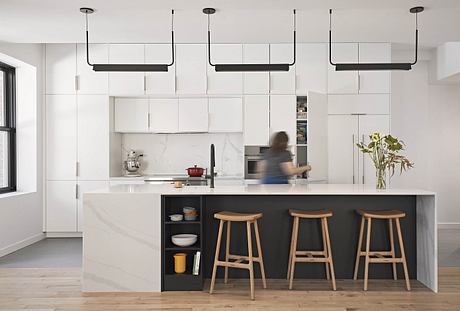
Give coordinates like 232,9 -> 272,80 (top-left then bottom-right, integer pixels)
85,11 -> 93,66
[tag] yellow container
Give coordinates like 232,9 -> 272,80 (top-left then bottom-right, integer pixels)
173,253 -> 187,274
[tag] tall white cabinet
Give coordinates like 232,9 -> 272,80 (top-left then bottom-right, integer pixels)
269,95 -> 297,144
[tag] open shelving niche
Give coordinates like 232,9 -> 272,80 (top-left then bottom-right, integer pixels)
161,195 -> 204,291
296,96 -> 308,167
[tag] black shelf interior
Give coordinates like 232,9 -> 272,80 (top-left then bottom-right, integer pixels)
162,196 -> 204,291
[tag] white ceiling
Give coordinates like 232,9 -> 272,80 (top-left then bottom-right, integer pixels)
1,0 -> 460,47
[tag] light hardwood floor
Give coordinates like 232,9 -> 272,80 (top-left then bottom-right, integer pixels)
1,268 -> 460,310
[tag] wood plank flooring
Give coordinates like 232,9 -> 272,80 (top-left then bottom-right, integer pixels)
1,268 -> 460,310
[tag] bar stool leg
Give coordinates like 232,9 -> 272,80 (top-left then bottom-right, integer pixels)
396,218 -> 411,291
224,221 -> 231,284
246,221 -> 255,300
210,220 -> 224,294
353,216 -> 365,280
287,217 -> 296,279
321,219 -> 330,280
254,220 -> 267,289
323,217 -> 336,291
364,218 -> 372,291
288,216 -> 299,290
388,219 -> 397,280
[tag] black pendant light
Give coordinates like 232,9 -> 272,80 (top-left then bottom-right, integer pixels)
203,8 -> 296,72
80,8 -> 175,72
329,6 -> 424,71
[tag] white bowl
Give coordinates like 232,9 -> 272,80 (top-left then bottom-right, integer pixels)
171,234 -> 198,247
169,214 -> 183,222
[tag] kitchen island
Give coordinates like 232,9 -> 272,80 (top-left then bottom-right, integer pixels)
82,184 -> 437,293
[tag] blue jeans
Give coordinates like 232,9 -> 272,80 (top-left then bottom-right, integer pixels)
261,176 -> 289,184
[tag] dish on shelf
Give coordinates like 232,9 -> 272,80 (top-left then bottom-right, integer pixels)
171,234 -> 198,247
169,214 -> 183,222
183,207 -> 198,221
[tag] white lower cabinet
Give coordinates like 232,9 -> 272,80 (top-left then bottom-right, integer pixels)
149,99 -> 179,133
208,98 -> 243,132
269,95 -> 296,144
244,95 -> 270,146
46,181 -> 77,232
77,181 -> 109,232
178,98 -> 208,132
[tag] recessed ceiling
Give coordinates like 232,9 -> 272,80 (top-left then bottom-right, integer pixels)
1,0 -> 460,47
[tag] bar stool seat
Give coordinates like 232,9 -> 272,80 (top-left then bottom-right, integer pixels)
210,211 -> 266,300
354,209 -> 411,291
287,209 -> 336,290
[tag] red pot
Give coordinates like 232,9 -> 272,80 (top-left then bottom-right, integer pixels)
186,165 -> 205,177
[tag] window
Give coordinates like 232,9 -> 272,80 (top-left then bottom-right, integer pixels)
0,62 -> 16,194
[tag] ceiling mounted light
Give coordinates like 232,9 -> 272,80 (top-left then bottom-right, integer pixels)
329,6 -> 424,71
80,7 -> 175,72
203,8 -> 296,72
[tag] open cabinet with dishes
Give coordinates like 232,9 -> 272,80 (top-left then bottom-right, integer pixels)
162,196 -> 204,291
296,96 -> 308,170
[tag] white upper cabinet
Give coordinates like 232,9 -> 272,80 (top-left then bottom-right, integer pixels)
208,98 -> 243,132
207,44 -> 243,94
270,44 -> 296,94
328,43 -> 359,94
176,44 -> 207,94
269,95 -> 296,144
76,44 -> 109,95
108,44 -> 145,96
243,44 -> 269,94
77,95 -> 109,180
244,95 -> 270,146
114,98 -> 149,133
328,94 -> 390,115
358,43 -> 391,94
145,44 -> 176,95
45,44 -> 76,94
178,98 -> 208,132
149,98 -> 179,133
296,44 -> 327,94
46,95 -> 77,180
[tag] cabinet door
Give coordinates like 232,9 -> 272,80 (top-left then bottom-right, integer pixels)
176,44 -> 207,94
328,43 -> 359,94
270,44 -> 296,94
76,44 -> 109,94
78,95 -> 109,180
145,44 -> 175,94
77,181 -> 109,232
243,44 -> 269,94
46,95 -> 77,180
327,115 -> 359,184
149,98 -> 179,133
45,44 -> 76,94
358,43 -> 391,94
244,95 -> 270,146
46,181 -> 77,232
178,98 -> 208,132
114,98 -> 149,133
307,92 -> 328,181
207,44 -> 243,94
208,98 -> 243,132
296,44 -> 327,94
328,94 -> 390,115
108,44 -> 145,96
269,95 -> 296,144
358,115 -> 390,185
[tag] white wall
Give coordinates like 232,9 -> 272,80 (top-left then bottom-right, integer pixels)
0,43 -> 44,256
391,60 -> 460,225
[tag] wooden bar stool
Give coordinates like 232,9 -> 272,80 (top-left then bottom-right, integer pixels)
287,210 -> 336,290
209,211 -> 267,300
353,210 -> 411,291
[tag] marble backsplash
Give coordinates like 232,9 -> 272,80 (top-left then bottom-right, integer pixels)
120,133 -> 244,177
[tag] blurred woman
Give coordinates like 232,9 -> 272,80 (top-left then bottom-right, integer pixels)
258,131 -> 311,184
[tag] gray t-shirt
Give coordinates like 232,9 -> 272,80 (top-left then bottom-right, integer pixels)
262,150 -> 292,178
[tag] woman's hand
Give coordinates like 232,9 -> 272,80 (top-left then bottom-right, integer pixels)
281,162 -> 312,176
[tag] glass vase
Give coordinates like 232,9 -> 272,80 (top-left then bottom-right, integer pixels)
376,167 -> 386,190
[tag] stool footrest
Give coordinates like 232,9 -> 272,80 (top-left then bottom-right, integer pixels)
216,260 -> 250,270
296,251 -> 327,256
295,257 -> 330,263
369,258 -> 404,263
228,254 -> 263,263
359,251 -> 393,257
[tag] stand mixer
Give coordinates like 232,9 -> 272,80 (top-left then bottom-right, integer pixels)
123,150 -> 143,176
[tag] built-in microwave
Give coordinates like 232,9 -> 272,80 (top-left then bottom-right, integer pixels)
244,146 -> 269,179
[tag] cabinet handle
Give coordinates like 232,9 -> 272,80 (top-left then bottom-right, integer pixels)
143,76 -> 147,92
362,134 -> 365,184
358,74 -> 361,92
352,134 -> 355,184
148,113 -> 151,129
75,184 -> 79,200
76,162 -> 79,177
75,75 -> 79,91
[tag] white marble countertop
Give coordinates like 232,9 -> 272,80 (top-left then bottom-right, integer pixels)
87,183 -> 436,196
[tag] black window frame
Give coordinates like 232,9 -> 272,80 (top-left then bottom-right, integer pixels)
0,61 -> 16,194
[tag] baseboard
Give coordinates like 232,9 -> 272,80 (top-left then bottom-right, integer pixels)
438,223 -> 460,230
45,232 -> 82,238
0,233 -> 45,258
